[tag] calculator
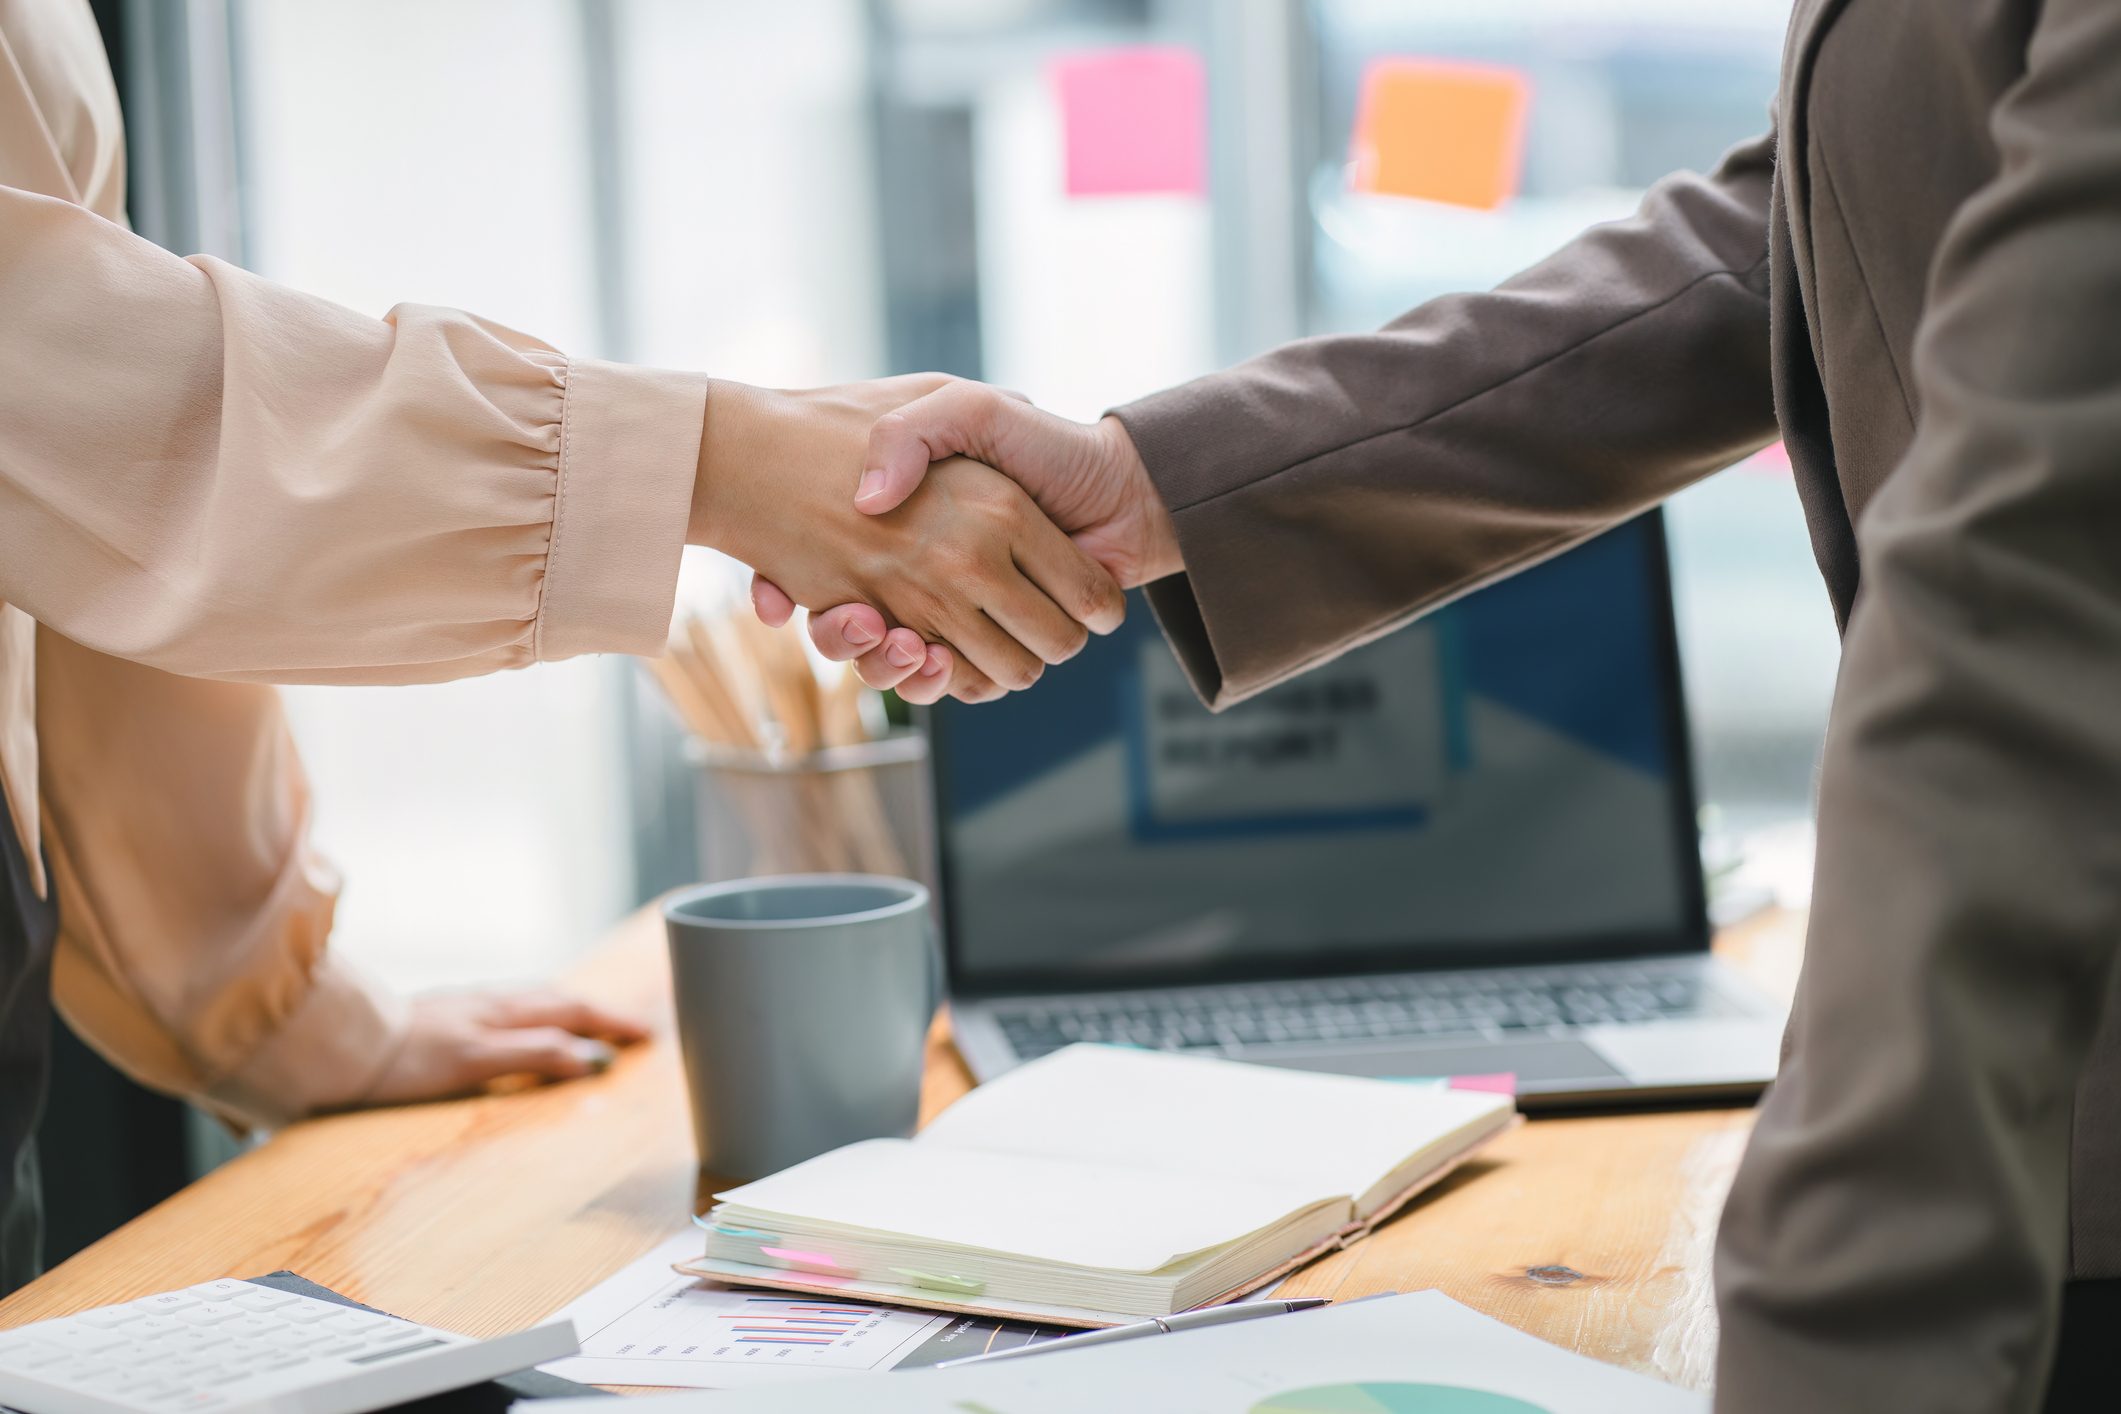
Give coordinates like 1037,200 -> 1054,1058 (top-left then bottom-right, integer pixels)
0,1278 -> 578,1414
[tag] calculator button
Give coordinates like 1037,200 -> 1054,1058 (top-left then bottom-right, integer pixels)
133,1293 -> 199,1313
221,1316 -> 281,1340
230,1289 -> 298,1312
73,1307 -> 143,1329
185,1281 -> 252,1303
177,1303 -> 244,1326
275,1303 -> 340,1325
47,1325 -> 128,1353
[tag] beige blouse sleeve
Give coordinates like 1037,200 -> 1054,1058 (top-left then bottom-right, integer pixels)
0,182 -> 706,681
37,626 -> 404,1130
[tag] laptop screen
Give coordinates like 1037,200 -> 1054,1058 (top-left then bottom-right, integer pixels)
928,513 -> 1707,996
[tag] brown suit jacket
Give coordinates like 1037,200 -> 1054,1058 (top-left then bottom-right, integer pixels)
1113,1 -> 2121,1409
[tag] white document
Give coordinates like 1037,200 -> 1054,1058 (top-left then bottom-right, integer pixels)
537,1231 -> 1068,1390
525,1290 -> 1707,1413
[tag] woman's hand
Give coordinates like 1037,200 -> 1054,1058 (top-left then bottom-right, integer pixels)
356,989 -> 650,1106
690,378 -> 1126,702
743,380 -> 1177,704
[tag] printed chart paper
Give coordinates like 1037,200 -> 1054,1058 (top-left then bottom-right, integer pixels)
523,1290 -> 1706,1413
538,1231 -> 1066,1390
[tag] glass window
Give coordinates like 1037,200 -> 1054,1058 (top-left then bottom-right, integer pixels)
1299,2 -> 1830,861
221,0 -> 1826,981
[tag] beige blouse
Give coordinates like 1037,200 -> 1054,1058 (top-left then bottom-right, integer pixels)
0,0 -> 706,1124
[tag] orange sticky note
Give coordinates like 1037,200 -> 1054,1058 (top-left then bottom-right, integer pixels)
1349,58 -> 1531,210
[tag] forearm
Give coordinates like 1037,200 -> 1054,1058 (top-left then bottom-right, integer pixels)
0,186 -> 703,685
36,628 -> 406,1130
1114,131 -> 1779,707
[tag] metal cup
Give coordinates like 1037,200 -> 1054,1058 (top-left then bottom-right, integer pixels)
662,874 -> 940,1180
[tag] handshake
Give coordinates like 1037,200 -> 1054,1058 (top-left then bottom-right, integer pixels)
691,375 -> 1185,706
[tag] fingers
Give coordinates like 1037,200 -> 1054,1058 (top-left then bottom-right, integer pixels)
794,609 -> 962,703
849,627 -> 929,690
1011,512 -> 1127,638
983,564 -> 1092,670
804,603 -> 888,661
895,645 -> 956,706
485,990 -> 650,1044
859,381 -> 1028,515
464,1026 -> 617,1086
938,608 -> 1047,694
750,574 -> 797,628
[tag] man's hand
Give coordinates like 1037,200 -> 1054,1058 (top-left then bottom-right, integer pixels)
357,989 -> 650,1106
749,381 -> 1181,702
693,377 -> 1126,702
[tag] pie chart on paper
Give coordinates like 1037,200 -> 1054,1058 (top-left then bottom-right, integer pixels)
1250,1385 -> 1553,1414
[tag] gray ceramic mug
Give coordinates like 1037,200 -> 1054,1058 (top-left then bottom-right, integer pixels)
663,874 -> 940,1179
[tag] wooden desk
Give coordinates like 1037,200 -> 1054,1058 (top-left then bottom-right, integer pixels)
0,907 -> 1803,1394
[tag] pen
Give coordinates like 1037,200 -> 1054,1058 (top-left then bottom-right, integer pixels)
933,1298 -> 1330,1370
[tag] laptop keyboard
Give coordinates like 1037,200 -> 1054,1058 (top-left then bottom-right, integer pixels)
991,962 -> 1741,1062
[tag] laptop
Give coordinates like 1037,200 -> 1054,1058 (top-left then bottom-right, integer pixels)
929,512 -> 1786,1109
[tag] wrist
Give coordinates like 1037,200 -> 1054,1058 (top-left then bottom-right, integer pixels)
1096,415 -> 1183,584
691,379 -> 777,556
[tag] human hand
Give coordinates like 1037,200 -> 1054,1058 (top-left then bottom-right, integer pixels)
748,382 -> 1179,701
693,378 -> 1126,701
356,988 -> 651,1106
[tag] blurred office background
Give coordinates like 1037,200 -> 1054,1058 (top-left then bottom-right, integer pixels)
49,0 -> 1826,1252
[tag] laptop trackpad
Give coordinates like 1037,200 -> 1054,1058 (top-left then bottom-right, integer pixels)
1254,1038 -> 1624,1085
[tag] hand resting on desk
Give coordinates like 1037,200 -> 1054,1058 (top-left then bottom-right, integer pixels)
349,988 -> 648,1107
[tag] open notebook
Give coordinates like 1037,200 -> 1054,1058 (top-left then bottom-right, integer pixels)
684,1045 -> 1517,1327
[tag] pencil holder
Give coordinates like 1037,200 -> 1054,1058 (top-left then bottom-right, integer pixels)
690,732 -> 938,898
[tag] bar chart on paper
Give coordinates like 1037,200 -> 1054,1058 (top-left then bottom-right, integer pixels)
541,1232 -> 1065,1390
603,1288 -> 938,1372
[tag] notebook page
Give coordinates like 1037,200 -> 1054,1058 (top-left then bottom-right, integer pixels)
713,1138 -> 1336,1272
915,1045 -> 1511,1204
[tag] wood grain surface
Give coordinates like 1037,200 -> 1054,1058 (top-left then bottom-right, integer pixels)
0,906 -> 1803,1394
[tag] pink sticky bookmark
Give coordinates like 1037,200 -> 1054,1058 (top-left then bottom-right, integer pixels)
1051,47 -> 1207,198
759,1246 -> 858,1278
1448,1072 -> 1518,1096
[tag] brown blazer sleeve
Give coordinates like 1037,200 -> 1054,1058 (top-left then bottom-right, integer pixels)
1110,131 -> 1779,708
1714,3 -> 2121,1409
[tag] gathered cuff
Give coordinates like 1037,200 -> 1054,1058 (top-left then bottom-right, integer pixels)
535,357 -> 708,663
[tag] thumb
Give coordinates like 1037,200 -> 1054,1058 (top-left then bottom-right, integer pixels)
857,381 -> 1030,516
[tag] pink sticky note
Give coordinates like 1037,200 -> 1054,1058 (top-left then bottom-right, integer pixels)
1737,440 -> 1793,479
1448,1072 -> 1518,1096
759,1246 -> 857,1277
1052,47 -> 1207,198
